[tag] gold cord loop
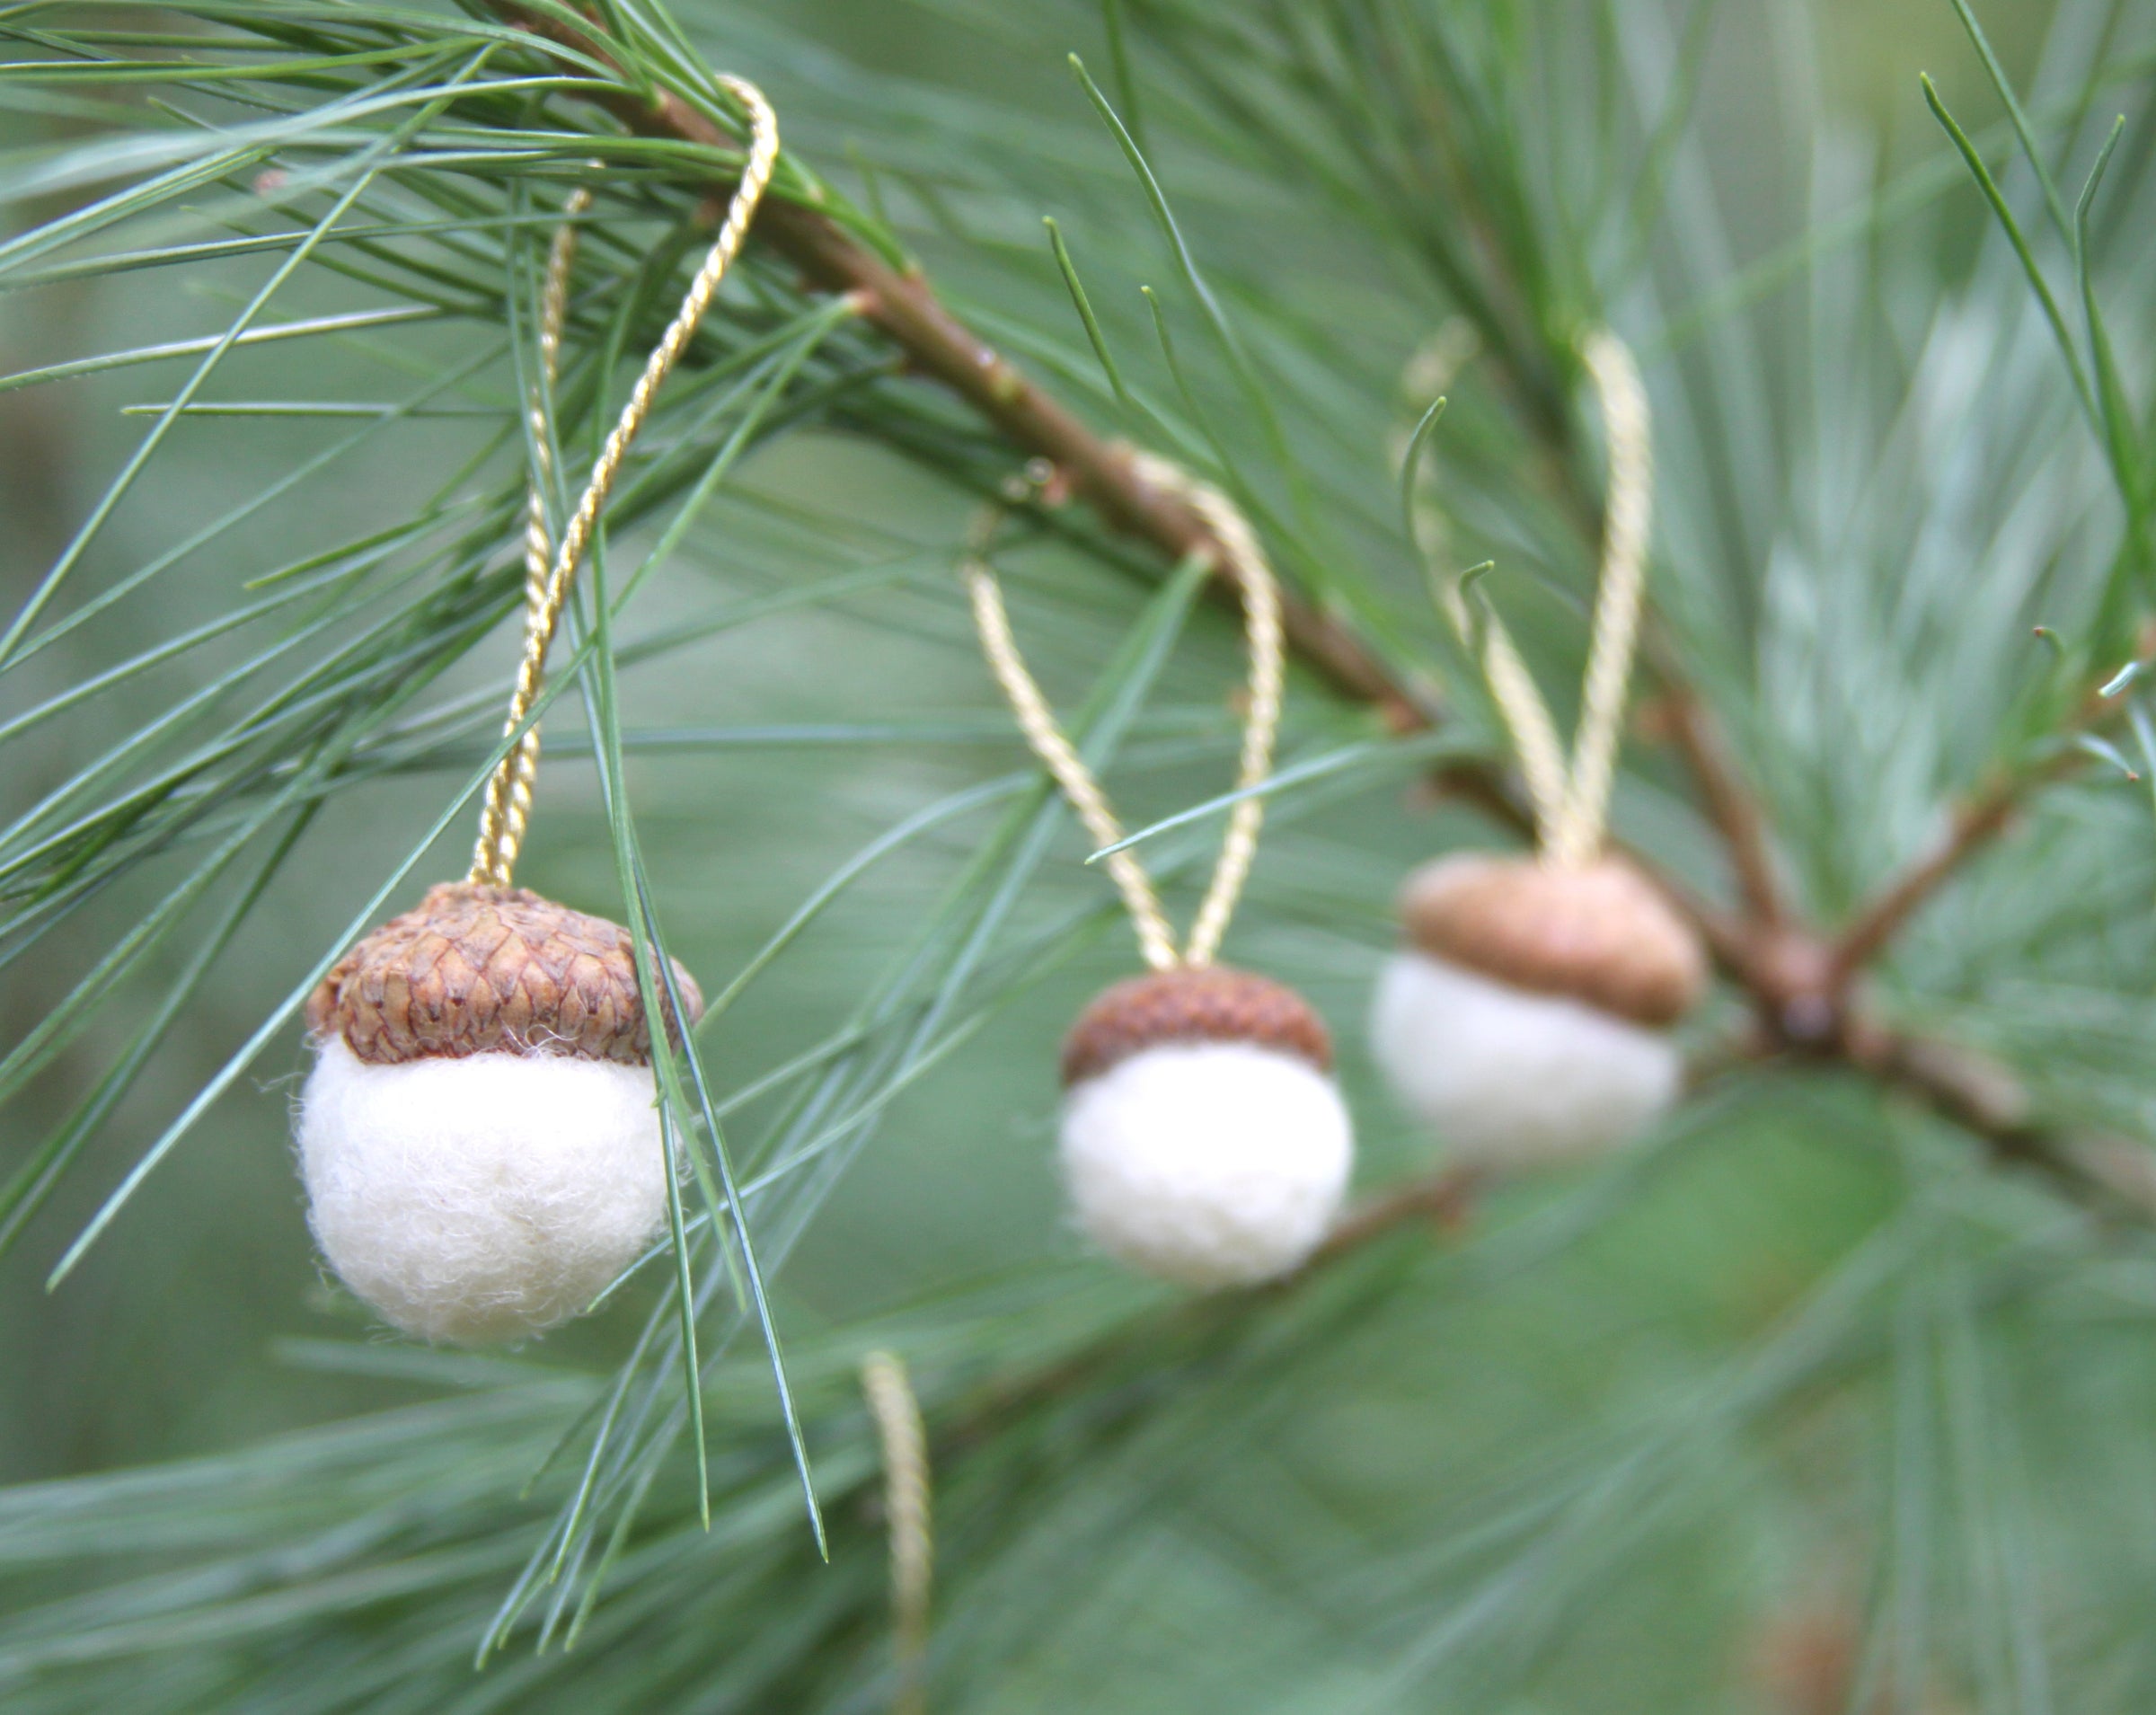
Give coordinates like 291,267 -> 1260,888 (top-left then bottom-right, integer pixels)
961,456 -> 1285,970
1418,326 -> 1655,868
964,544 -> 1181,970
1549,328 -> 1654,867
1141,455 -> 1286,968
1441,579 -> 1571,852
470,77 -> 780,887
470,187 -> 589,887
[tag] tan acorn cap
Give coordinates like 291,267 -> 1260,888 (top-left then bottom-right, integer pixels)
1060,966 -> 1332,1087
1399,853 -> 1707,1029
306,882 -> 704,1066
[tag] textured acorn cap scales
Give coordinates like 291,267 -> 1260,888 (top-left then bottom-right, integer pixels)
1399,853 -> 1707,1029
1060,966 -> 1332,1086
306,882 -> 703,1066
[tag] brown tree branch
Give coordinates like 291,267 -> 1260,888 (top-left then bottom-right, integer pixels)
1829,778 -> 2026,982
1306,1162 -> 1483,1262
935,1161 -> 1485,1451
1829,650 -> 2146,983
1650,671 -> 1787,931
497,4 -> 1433,732
1830,748 -> 2088,984
1841,1019 -> 2156,1223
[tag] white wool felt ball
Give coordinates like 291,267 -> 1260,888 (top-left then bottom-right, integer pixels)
1059,1041 -> 1353,1289
297,1037 -> 670,1345
1372,950 -> 1682,1171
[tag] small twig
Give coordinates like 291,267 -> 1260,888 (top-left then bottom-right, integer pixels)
936,1162 -> 1486,1452
1305,1162 -> 1482,1263
1829,648 -> 2147,982
1842,1018 -> 2156,1224
1650,670 -> 1787,930
1829,753 -> 2077,984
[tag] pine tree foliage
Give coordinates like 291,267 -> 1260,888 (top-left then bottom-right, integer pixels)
4,0 -> 2156,1707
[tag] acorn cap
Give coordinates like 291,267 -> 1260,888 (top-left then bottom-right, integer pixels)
306,882 -> 704,1066
1398,853 -> 1707,1029
1060,966 -> 1332,1087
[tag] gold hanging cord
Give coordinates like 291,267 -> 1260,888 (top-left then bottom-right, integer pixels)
469,77 -> 780,888
962,453 -> 1285,972
861,1350 -> 933,1715
1438,328 -> 1654,868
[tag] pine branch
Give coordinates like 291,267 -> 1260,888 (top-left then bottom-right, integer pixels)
482,8 -> 1792,971
489,1 -> 1431,733
481,4 -> 2156,1254
12,1 -> 2122,1322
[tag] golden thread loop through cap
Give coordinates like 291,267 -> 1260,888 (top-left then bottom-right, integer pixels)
470,78 -> 782,888
1419,327 -> 1654,867
472,185 -> 591,890
1550,329 -> 1653,868
960,455 -> 1285,970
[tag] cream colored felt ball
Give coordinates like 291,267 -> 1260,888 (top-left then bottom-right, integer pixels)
1061,1039 -> 1353,1288
1371,950 -> 1681,1169
298,881 -> 702,1345
1056,967 -> 1353,1289
298,1038 -> 668,1344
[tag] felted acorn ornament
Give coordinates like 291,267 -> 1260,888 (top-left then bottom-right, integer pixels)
1380,329 -> 1706,1169
1372,853 -> 1705,1168
299,883 -> 703,1344
289,85 -> 779,1342
1059,966 -> 1351,1288
964,455 -> 1354,1288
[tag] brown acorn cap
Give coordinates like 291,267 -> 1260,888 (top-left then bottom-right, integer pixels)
1398,853 -> 1707,1029
1059,965 -> 1332,1087
305,881 -> 704,1066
